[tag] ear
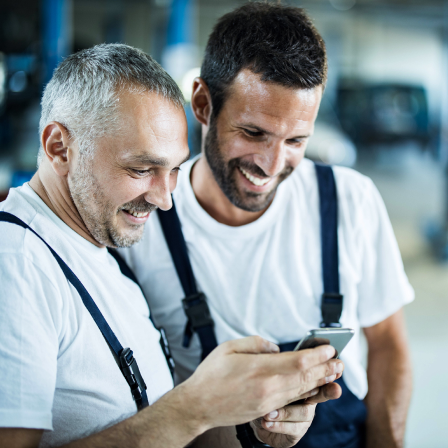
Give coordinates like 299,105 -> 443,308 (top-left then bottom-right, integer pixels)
191,77 -> 212,126
40,122 -> 73,177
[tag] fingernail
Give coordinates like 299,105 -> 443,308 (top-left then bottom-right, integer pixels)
268,410 -> 279,419
336,363 -> 344,374
310,388 -> 319,396
325,374 -> 336,383
268,342 -> 280,353
266,421 -> 274,428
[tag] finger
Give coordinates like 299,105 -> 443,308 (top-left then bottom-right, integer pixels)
302,359 -> 344,387
264,403 -> 316,423
261,419 -> 313,438
277,360 -> 343,405
222,336 -> 280,355
270,345 -> 337,376
305,382 -> 342,404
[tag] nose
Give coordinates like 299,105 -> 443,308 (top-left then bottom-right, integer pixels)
144,172 -> 173,211
255,140 -> 286,177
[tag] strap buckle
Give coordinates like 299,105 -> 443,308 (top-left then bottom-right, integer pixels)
182,293 -> 214,329
119,348 -> 147,407
320,292 -> 343,328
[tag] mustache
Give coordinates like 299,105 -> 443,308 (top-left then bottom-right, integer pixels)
118,200 -> 158,214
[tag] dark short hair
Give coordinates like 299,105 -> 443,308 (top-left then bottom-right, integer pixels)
201,2 -> 327,117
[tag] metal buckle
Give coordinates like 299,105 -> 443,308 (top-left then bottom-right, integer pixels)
119,348 -> 147,403
182,293 -> 214,329
320,293 -> 343,328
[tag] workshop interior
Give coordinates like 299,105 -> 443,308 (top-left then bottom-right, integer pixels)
0,0 -> 447,446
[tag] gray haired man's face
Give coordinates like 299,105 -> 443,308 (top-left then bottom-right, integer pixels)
69,90 -> 190,248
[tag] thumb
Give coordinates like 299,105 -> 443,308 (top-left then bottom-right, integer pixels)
223,336 -> 280,355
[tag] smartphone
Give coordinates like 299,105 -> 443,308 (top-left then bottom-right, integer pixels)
294,328 -> 355,358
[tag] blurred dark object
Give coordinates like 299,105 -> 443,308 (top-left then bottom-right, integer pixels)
337,83 -> 434,152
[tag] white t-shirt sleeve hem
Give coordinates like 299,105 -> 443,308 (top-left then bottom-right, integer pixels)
0,409 -> 53,430
359,290 -> 414,328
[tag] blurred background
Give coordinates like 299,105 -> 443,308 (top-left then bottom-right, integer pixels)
0,0 -> 447,445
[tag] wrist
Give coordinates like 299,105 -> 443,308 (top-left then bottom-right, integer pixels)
169,381 -> 212,437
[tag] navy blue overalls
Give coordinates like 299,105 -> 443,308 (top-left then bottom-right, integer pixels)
0,212 -> 175,412
156,163 -> 367,448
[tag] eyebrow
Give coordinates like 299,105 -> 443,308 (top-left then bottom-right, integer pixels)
123,152 -> 191,167
237,122 -> 311,139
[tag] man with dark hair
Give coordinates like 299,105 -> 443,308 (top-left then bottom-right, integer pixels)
124,3 -> 414,448
0,43 -> 344,448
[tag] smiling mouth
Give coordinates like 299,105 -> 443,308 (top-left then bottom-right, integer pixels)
122,209 -> 150,218
238,166 -> 271,186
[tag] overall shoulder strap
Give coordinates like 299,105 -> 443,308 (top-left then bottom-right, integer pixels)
107,248 -> 175,376
0,211 -> 149,410
314,164 -> 343,328
157,203 -> 218,360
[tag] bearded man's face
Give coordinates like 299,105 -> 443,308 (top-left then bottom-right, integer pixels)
203,70 -> 322,212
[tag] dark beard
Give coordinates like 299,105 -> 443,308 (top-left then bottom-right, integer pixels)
203,117 -> 293,213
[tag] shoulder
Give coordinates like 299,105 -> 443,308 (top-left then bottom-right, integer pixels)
292,159 -> 377,206
0,187 -> 65,292
332,165 -> 377,206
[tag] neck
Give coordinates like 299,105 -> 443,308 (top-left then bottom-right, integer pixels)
29,164 -> 103,247
190,156 -> 268,227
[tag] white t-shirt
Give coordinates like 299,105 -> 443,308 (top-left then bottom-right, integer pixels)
0,184 -> 173,448
122,156 -> 414,400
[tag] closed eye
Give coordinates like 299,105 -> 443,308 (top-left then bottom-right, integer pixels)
287,138 -> 307,145
243,128 -> 263,138
131,169 -> 150,176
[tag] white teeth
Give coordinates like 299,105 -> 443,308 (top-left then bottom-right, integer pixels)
239,167 -> 271,186
126,210 -> 149,218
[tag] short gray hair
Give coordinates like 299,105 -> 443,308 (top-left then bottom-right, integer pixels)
37,43 -> 184,166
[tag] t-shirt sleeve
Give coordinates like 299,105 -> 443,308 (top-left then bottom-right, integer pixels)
0,253 -> 60,430
355,178 -> 414,328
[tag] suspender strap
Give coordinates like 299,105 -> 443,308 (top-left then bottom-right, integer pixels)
0,212 -> 149,411
157,203 -> 218,360
108,248 -> 175,377
314,164 -> 343,328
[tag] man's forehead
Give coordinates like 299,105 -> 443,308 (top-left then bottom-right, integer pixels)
225,69 -> 322,119
222,70 -> 322,134
118,90 -> 186,133
108,90 -> 189,165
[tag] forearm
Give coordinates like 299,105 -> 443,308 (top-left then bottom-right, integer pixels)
364,342 -> 412,448
192,426 -> 239,448
63,387 -> 207,448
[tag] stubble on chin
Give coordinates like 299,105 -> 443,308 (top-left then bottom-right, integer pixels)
68,162 -> 145,248
204,119 -> 293,213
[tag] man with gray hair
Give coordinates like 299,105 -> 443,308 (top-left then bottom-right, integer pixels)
0,44 -> 343,448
